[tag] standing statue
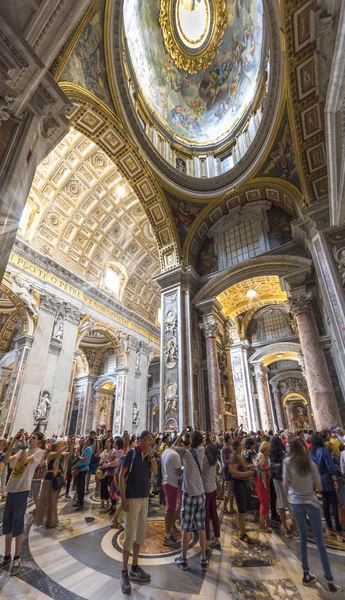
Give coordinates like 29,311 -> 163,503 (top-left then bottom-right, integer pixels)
132,403 -> 139,426
33,390 -> 51,432
135,349 -> 140,371
52,312 -> 64,341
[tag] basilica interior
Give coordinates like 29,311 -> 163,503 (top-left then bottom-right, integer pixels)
1,0 -> 345,598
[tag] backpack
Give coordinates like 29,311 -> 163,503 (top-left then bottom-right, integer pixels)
115,448 -> 136,496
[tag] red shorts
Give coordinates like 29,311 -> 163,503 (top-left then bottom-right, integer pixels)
162,484 -> 181,513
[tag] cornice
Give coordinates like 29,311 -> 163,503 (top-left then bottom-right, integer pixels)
12,239 -> 160,340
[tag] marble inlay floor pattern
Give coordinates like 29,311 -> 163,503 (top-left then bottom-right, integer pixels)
0,490 -> 343,599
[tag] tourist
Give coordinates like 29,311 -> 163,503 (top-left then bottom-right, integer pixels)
101,429 -> 113,450
119,430 -> 157,595
283,439 -> 341,593
242,437 -> 256,464
202,442 -> 221,553
86,430 -> 101,495
151,435 -> 162,496
0,431 -> 45,575
254,441 -> 271,531
74,437 -> 92,511
229,439 -> 255,544
269,436 -> 295,537
221,433 -> 236,515
109,437 -> 126,526
310,432 -> 344,540
335,427 -> 345,445
64,438 -> 77,499
35,439 -> 66,528
99,438 -> 114,511
329,429 -> 342,456
161,442 -> 182,548
174,429 -> 208,572
159,432 -> 171,455
29,443 -> 46,516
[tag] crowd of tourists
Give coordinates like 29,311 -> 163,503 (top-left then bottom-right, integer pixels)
0,424 -> 344,595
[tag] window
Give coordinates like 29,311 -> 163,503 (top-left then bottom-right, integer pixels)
103,263 -> 127,301
224,219 -> 261,266
221,153 -> 234,174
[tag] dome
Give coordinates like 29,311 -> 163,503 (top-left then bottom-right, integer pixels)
124,0 -> 265,146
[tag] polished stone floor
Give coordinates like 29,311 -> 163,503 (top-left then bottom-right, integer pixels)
0,488 -> 345,599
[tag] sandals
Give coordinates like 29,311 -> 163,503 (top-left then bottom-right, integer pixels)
240,534 -> 254,544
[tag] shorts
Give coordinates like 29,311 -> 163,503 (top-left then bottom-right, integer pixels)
88,458 -> 100,475
29,480 -> 41,498
162,484 -> 181,513
180,492 -> 205,532
123,497 -> 149,552
3,491 -> 29,537
224,480 -> 234,498
233,479 -> 249,514
273,479 -> 290,509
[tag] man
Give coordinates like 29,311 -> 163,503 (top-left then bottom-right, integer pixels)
119,430 -> 157,595
86,430 -> 101,494
74,437 -> 92,511
221,433 -> 235,515
161,444 -> 182,548
0,431 -> 45,575
102,429 -> 113,449
174,429 -> 208,572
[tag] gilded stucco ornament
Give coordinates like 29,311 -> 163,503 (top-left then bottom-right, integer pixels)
159,0 -> 227,74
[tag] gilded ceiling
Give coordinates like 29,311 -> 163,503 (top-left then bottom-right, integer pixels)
217,276 -> 287,319
21,128 -> 161,325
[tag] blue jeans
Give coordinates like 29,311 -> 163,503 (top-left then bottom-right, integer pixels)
291,503 -> 333,582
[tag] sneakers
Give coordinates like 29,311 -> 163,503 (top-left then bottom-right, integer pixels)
175,555 -> 188,570
210,539 -> 222,550
121,571 -> 131,595
0,555 -> 11,569
129,565 -> 151,582
328,583 -> 342,593
302,572 -> 317,586
205,547 -> 211,558
10,557 -> 21,576
163,535 -> 180,548
200,558 -> 208,572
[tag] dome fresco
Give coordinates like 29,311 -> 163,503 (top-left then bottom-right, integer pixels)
124,0 -> 265,145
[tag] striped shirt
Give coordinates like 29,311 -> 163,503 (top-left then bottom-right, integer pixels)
202,458 -> 217,494
176,447 -> 205,496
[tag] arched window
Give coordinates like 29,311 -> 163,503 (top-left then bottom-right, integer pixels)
103,263 -> 127,301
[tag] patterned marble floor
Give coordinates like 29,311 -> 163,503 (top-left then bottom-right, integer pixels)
0,490 -> 345,600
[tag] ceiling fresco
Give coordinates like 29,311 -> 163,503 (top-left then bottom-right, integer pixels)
217,276 -> 287,319
124,0 -> 265,145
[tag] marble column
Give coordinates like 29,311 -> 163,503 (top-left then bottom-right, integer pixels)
271,381 -> 285,430
253,364 -> 273,432
113,369 -> 127,435
0,334 -> 33,435
289,293 -> 341,429
48,305 -> 82,437
11,293 -> 61,435
230,343 -> 255,432
224,323 -> 238,426
201,316 -> 222,434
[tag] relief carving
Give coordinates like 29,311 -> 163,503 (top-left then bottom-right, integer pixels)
164,337 -> 178,368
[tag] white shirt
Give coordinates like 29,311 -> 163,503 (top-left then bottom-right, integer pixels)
8,448 -> 45,493
340,450 -> 345,476
161,448 -> 181,487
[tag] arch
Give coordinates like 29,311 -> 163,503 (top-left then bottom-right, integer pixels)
0,278 -> 33,336
283,392 -> 308,406
184,179 -> 303,264
93,375 -> 118,391
249,342 -> 302,366
0,350 -> 16,370
59,84 -> 180,271
193,255 -> 312,306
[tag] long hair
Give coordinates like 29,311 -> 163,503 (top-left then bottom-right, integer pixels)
270,436 -> 284,464
289,439 -> 311,476
205,442 -> 218,466
311,432 -> 324,455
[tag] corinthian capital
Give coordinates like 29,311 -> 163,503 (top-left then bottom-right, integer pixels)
201,316 -> 219,338
288,292 -> 313,317
39,292 -> 63,314
64,303 -> 84,325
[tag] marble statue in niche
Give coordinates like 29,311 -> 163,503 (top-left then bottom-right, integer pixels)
33,390 -> 51,432
165,397 -> 178,415
99,404 -> 107,427
132,402 -> 139,426
135,348 -> 140,372
52,312 -> 64,342
164,337 -> 178,368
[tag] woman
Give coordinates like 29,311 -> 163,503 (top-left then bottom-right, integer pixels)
242,437 -> 256,465
159,433 -> 171,456
270,436 -> 295,537
253,441 -> 271,532
283,439 -> 341,593
29,441 -> 47,515
99,438 -> 114,510
130,434 -> 136,448
64,438 -> 77,499
202,442 -> 221,553
108,438 -> 125,527
309,432 -> 343,541
35,439 -> 66,528
230,439 -> 255,544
